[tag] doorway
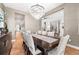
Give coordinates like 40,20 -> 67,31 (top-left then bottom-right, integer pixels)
15,13 -> 25,32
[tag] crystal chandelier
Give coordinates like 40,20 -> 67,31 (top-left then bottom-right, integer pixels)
30,4 -> 45,20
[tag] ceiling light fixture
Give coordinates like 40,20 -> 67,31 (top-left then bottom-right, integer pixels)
30,4 -> 45,20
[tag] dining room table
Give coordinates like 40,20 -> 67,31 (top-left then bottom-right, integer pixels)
32,34 -> 60,55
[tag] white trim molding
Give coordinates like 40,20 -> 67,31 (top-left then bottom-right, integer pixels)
67,44 -> 79,50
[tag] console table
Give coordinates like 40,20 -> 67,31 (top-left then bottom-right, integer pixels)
0,32 -> 12,55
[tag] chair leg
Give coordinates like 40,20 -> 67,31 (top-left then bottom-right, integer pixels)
27,48 -> 30,55
43,49 -> 48,55
23,42 -> 29,55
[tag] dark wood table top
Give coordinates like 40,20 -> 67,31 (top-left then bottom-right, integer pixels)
32,34 -> 59,44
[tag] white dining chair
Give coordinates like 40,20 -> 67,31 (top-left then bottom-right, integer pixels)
48,35 -> 70,55
37,30 -> 42,35
42,31 -> 47,36
23,32 -> 42,55
23,32 -> 29,47
47,32 -> 55,37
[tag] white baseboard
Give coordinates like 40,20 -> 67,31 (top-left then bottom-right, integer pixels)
67,44 -> 79,50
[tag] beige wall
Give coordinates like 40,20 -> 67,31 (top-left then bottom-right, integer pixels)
45,3 -> 79,47
5,8 -> 15,38
6,7 -> 41,38
64,4 -> 79,47
0,3 -> 5,11
25,13 -> 41,32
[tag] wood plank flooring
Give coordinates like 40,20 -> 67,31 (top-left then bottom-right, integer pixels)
65,46 -> 79,55
10,32 -> 25,55
10,32 -> 79,55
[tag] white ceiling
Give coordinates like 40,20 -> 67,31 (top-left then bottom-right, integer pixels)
3,3 -> 63,13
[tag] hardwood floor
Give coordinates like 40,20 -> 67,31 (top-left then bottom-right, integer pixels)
10,32 -> 79,55
65,46 -> 79,55
10,32 -> 25,55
